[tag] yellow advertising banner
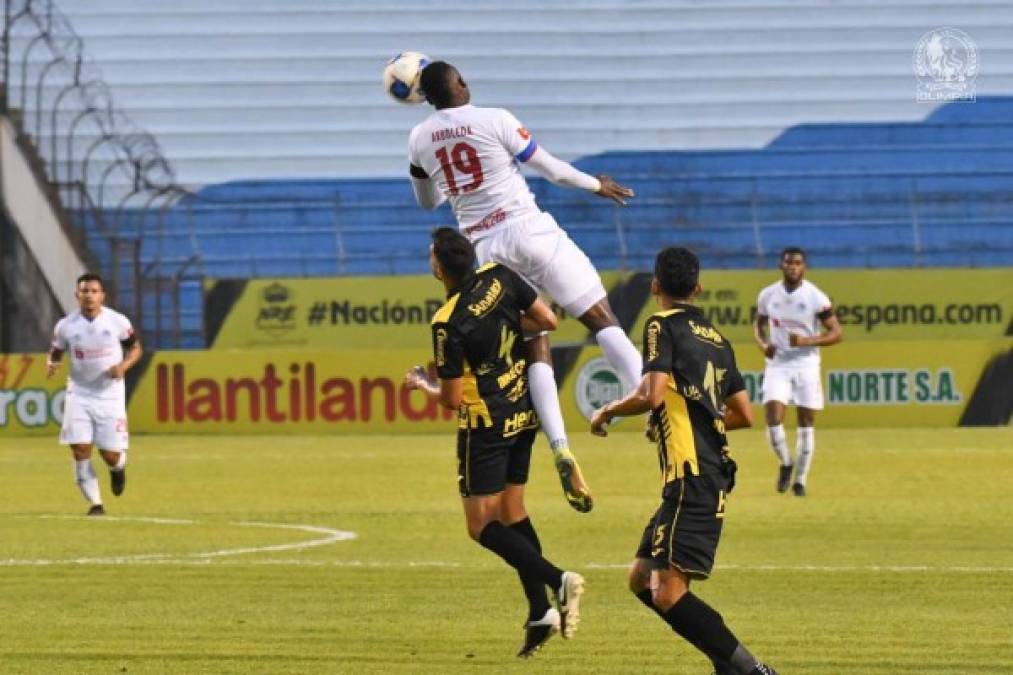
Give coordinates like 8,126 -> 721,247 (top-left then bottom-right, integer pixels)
560,339 -> 1011,429
206,271 -> 622,350
127,349 -> 457,434
1,338 -> 1007,436
0,353 -> 66,436
629,268 -> 1011,345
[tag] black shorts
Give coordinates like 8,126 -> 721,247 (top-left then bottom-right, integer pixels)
456,426 -> 536,497
635,473 -> 729,580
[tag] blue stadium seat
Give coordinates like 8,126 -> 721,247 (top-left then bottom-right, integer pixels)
97,98 -> 1013,348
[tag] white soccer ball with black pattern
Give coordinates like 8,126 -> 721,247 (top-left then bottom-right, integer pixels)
383,52 -> 430,105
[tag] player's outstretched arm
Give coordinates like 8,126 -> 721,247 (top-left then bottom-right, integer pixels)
594,175 -> 635,206
590,372 -> 664,436
404,367 -> 461,410
522,146 -> 634,206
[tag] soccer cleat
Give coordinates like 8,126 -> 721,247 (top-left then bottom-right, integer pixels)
553,449 -> 593,513
516,607 -> 560,658
111,469 -> 126,497
777,464 -> 793,493
749,664 -> 779,675
86,504 -> 105,516
792,482 -> 806,497
555,571 -> 585,639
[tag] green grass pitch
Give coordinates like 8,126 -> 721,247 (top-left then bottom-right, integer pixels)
1,428 -> 1011,674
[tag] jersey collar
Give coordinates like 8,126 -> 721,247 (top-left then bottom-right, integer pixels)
781,280 -> 805,294
446,270 -> 477,299
670,302 -> 701,315
80,306 -> 105,322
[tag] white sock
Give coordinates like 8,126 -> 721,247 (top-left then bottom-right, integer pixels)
595,325 -> 642,391
110,452 -> 127,472
74,459 -> 102,505
795,427 -> 815,485
528,362 -> 569,451
767,425 -> 791,466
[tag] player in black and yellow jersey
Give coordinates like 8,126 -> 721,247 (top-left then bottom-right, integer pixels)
404,227 -> 586,658
590,247 -> 779,675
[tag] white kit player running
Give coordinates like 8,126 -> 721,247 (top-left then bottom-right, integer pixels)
753,248 -> 843,497
47,274 -> 143,515
407,61 -> 642,513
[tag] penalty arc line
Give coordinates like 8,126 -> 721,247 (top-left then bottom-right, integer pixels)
4,517 -> 1011,572
1,516 -> 357,566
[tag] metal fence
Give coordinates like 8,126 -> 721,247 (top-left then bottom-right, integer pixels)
1,0 -> 200,347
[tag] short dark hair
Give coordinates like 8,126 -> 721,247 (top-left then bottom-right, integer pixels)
431,227 -> 476,281
654,247 -> 700,299
76,273 -> 104,290
420,61 -> 458,108
781,247 -> 806,261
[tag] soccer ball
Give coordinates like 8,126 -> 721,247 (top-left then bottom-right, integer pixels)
383,52 -> 430,105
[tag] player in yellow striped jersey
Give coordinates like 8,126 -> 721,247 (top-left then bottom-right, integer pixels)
405,227 -> 585,658
590,247 -> 778,675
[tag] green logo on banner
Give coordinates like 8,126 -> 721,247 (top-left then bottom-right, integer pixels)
575,357 -> 627,421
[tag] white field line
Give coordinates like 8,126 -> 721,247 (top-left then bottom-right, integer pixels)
1,515 -> 356,566
3,517 -> 1011,572
587,563 -> 1013,573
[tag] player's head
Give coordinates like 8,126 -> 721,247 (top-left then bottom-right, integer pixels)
75,273 -> 106,313
420,61 -> 470,109
780,247 -> 807,284
430,227 -> 476,286
652,247 -> 701,302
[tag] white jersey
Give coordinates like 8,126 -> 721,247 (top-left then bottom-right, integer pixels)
52,307 -> 134,401
757,280 -> 833,369
408,104 -> 541,236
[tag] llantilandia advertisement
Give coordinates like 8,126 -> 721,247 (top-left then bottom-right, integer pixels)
2,339 -> 1008,435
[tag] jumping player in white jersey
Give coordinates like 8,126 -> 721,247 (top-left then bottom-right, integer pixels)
408,61 -> 643,512
753,248 -> 842,497
47,273 -> 143,515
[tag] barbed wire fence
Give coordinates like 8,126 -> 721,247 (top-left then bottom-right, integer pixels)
1,0 -> 201,347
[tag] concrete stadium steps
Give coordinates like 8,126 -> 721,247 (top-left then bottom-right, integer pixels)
25,0 -> 1013,347
40,0 -> 1013,190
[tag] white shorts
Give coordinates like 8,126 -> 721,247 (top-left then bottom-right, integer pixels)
473,212 -> 607,318
59,394 -> 129,451
762,367 -> 824,410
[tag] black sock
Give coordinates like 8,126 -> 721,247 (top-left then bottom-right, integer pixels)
636,589 -> 733,673
509,517 -> 542,552
510,518 -> 551,621
479,521 -> 564,590
634,588 -> 664,618
660,592 -> 746,669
